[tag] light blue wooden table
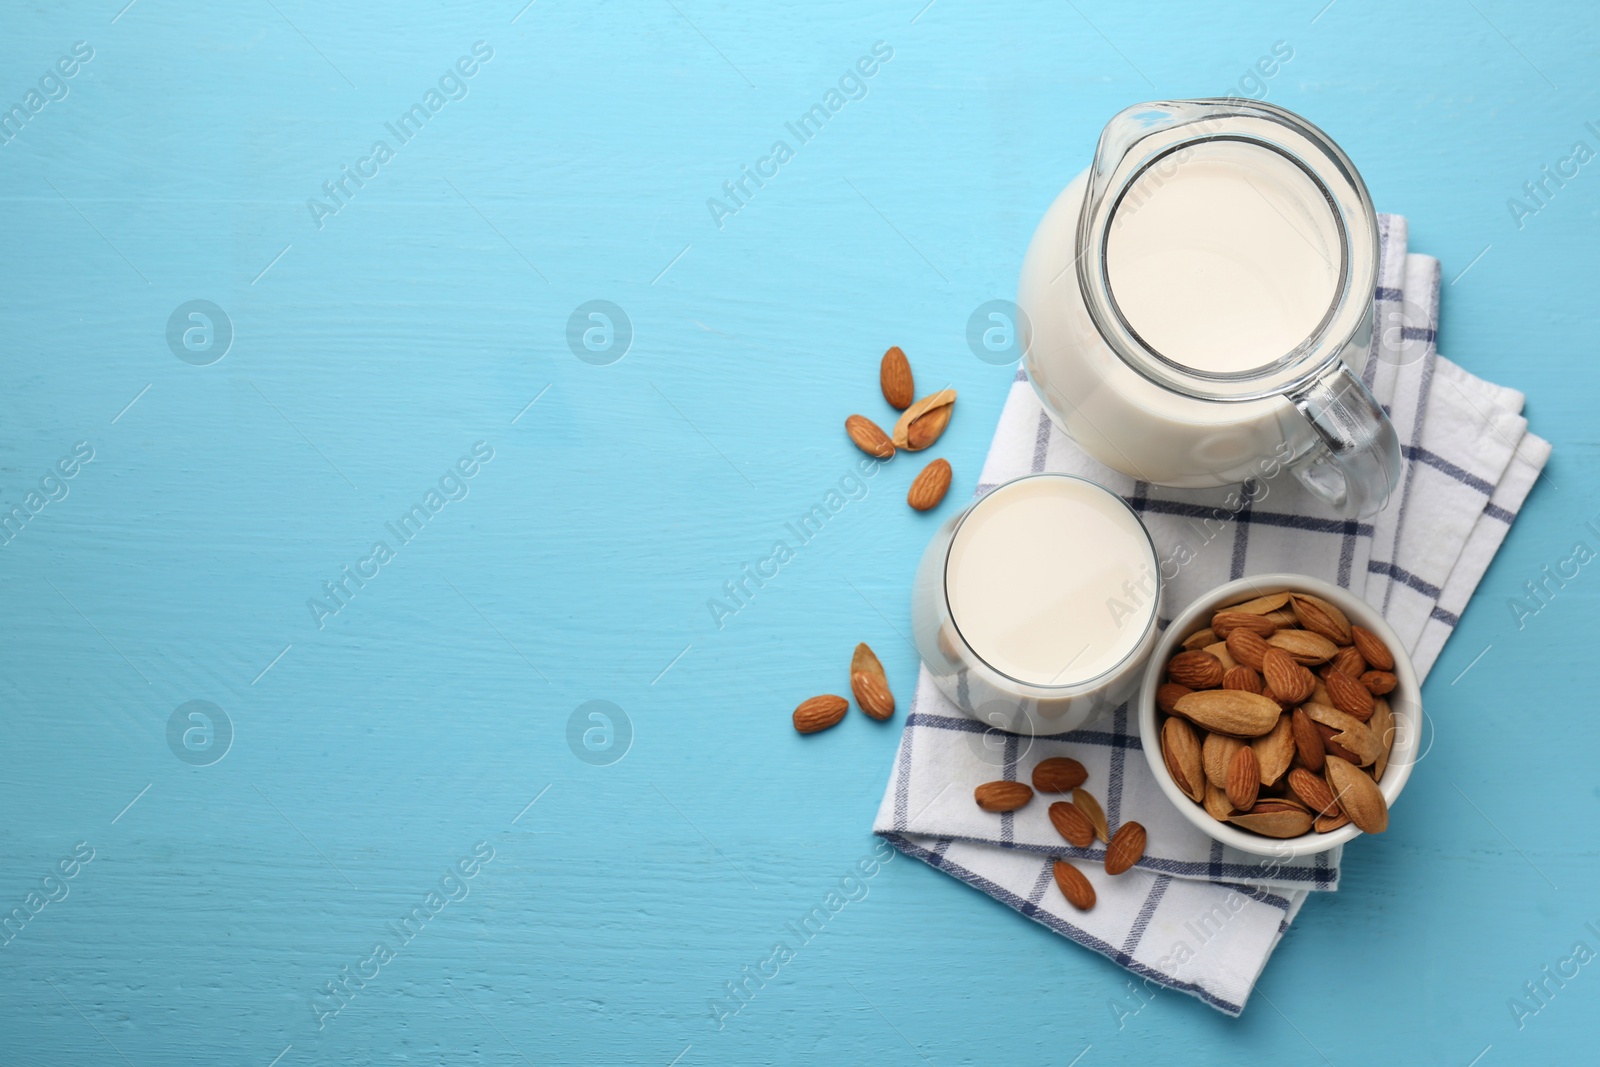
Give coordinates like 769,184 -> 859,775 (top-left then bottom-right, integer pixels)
1,1 -> 1594,1063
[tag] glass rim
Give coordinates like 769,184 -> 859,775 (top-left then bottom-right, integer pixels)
940,473 -> 1162,693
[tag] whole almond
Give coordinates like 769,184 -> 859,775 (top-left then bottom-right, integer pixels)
845,414 -> 895,459
1203,783 -> 1235,821
1325,646 -> 1366,679
1071,788 -> 1110,843
1325,669 -> 1375,721
1314,811 -> 1351,833
851,670 -> 895,720
1052,859 -> 1095,911
1104,821 -> 1147,875
1325,755 -> 1388,833
1361,670 -> 1398,696
1155,682 -> 1192,715
1303,703 -> 1381,766
1290,592 -> 1353,644
1369,698 -> 1395,782
1211,611 -> 1278,639
1225,628 -> 1270,670
1350,625 -> 1395,670
1268,629 -> 1339,665
793,695 -> 849,733
850,643 -> 895,719
1049,800 -> 1095,847
1223,590 -> 1291,615
974,780 -> 1033,813
1222,665 -> 1264,694
1167,650 -> 1225,689
1229,805 -> 1314,838
1291,708 -> 1325,773
1261,648 -> 1315,704
1182,627 -> 1218,651
1226,746 -> 1260,811
1202,732 -> 1244,791
907,458 -> 952,511
880,346 -> 914,409
1172,690 -> 1282,737
1162,718 -> 1205,802
891,389 -> 956,451
1032,756 -> 1088,793
1252,712 -> 1295,787
1287,767 -> 1340,816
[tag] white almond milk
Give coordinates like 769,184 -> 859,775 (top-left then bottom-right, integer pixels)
1019,139 -> 1359,487
1105,141 -> 1341,373
945,476 -> 1157,687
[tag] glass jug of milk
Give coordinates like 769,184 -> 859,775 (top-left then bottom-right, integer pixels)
1018,100 -> 1400,517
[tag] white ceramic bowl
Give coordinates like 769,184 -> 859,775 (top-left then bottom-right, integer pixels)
1137,573 -> 1422,858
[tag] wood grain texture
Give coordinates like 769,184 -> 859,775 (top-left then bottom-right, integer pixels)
0,0 -> 1596,1062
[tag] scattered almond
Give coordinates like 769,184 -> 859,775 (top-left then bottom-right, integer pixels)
793,695 -> 848,734
1032,756 -> 1089,793
850,643 -> 895,719
891,389 -> 956,451
907,458 -> 952,511
1104,821 -> 1147,875
1053,859 -> 1095,911
880,346 -> 914,409
974,780 -> 1033,813
845,414 -> 895,459
851,671 -> 895,720
1072,788 -> 1110,843
1049,800 -> 1095,847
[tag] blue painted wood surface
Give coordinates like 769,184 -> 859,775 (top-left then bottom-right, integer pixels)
1,1 -> 1596,1063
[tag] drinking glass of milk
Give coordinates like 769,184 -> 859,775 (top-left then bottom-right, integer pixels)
1019,99 -> 1401,517
910,474 -> 1161,735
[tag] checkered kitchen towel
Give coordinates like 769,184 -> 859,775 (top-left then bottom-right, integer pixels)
873,215 -> 1551,1016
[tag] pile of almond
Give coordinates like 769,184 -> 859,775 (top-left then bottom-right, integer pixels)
1156,589 -> 1400,839
792,642 -> 897,733
973,757 -> 1147,912
845,346 -> 957,512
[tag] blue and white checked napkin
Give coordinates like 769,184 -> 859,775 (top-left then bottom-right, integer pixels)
873,215 -> 1551,1016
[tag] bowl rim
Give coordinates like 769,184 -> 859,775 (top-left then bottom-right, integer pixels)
1137,572 -> 1422,858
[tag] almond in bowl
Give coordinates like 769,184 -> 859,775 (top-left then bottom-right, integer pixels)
1137,574 -> 1421,858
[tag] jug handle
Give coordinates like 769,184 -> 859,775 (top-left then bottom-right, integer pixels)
1286,362 -> 1401,518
